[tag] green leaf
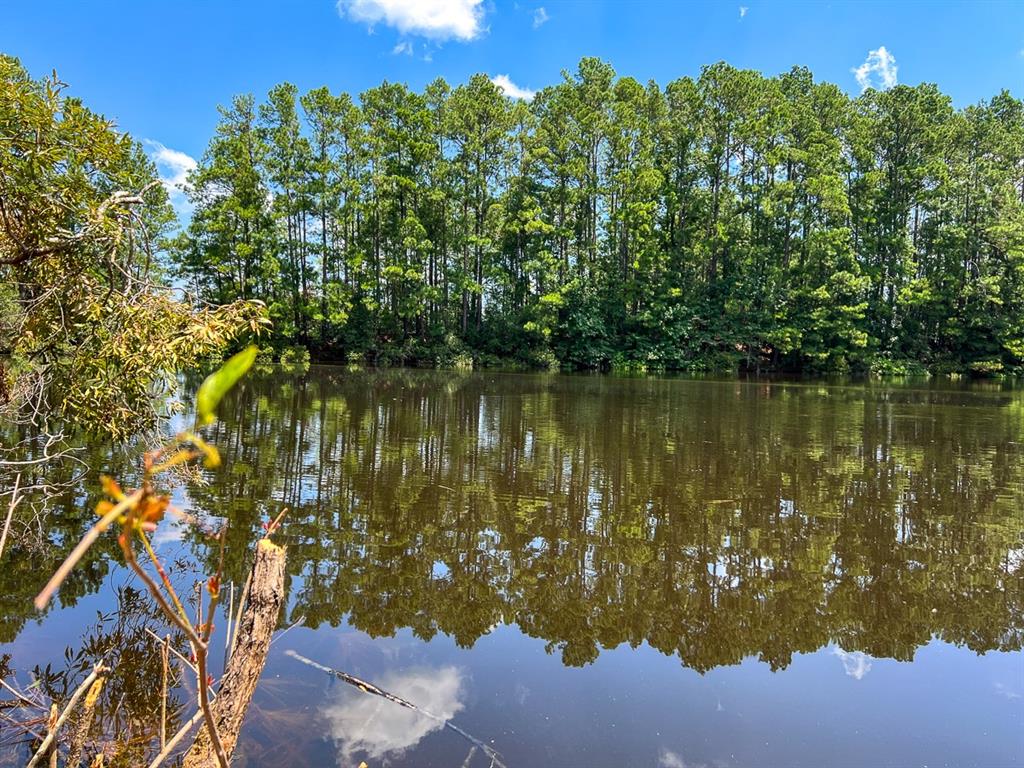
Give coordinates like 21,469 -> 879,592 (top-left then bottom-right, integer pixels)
195,345 -> 257,426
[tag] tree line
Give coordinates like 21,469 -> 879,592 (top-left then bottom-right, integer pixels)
176,58 -> 1024,374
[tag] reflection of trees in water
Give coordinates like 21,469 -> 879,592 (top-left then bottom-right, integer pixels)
8,370 -> 1024,676
182,369 -> 1024,672
0,423 -> 143,644
1,586 -> 188,767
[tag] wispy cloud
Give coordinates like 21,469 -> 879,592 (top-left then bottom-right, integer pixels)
533,6 -> 549,28
832,647 -> 873,680
143,139 -> 196,220
491,74 -> 536,101
739,6 -> 748,18
337,0 -> 485,41
392,40 -> 413,55
853,46 -> 898,92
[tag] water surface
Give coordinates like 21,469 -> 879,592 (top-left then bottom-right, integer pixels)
4,369 -> 1023,767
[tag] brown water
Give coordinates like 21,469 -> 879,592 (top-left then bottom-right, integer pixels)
3,368 -> 1024,766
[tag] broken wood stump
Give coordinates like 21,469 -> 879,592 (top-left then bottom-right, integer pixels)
183,538 -> 286,768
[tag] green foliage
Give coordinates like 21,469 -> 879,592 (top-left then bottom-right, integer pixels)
968,359 -> 1005,377
279,345 -> 311,371
0,56 -> 268,437
171,60 -> 1024,375
869,357 -> 931,378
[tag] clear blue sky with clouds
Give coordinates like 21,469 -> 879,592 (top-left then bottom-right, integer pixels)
2,0 -> 1021,206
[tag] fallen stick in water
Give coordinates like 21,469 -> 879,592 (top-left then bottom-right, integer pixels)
285,650 -> 507,768
183,539 -> 286,768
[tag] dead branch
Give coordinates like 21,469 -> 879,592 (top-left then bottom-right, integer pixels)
183,539 -> 286,768
0,472 -> 20,560
25,663 -> 110,768
66,672 -> 106,766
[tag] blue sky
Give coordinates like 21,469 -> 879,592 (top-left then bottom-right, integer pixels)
3,0 -> 1022,208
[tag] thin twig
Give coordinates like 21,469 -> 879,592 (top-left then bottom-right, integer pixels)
34,489 -> 143,610
124,543 -> 226,767
223,581 -> 234,667
0,677 -> 42,710
262,507 -> 289,539
194,644 -> 229,768
146,709 -> 205,768
269,615 -> 305,646
193,525 -> 230,768
143,628 -> 204,683
160,634 -> 169,749
0,472 -> 20,560
25,664 -> 109,768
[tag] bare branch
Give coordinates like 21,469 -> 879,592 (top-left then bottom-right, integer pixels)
25,664 -> 110,768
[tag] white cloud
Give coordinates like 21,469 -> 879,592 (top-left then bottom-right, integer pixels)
739,6 -> 748,18
491,74 -> 536,101
392,40 -> 413,55
143,139 -> 196,219
325,666 -> 464,763
533,6 -> 549,28
833,647 -> 873,680
659,749 -> 687,768
144,140 -> 196,191
337,0 -> 485,41
853,46 -> 898,92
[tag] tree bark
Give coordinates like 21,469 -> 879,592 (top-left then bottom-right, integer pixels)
183,539 -> 286,768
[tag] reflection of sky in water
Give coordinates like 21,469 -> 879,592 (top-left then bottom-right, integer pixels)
324,665 -> 463,764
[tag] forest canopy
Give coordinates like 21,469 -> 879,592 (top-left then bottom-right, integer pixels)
175,58 -> 1024,375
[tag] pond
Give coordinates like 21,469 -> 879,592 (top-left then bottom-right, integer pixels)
3,368 -> 1023,767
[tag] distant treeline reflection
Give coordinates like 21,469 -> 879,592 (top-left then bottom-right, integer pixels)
194,369 -> 1024,672
6,369 -> 1022,674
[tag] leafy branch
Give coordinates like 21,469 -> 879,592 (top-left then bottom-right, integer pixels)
32,345 -> 262,768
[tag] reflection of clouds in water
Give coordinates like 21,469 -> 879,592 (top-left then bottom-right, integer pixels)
832,647 -> 872,680
659,748 -> 708,768
994,682 -> 1021,700
151,521 -> 186,547
324,666 -> 464,764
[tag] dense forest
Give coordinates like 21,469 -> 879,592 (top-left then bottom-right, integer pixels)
175,58 -> 1024,374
